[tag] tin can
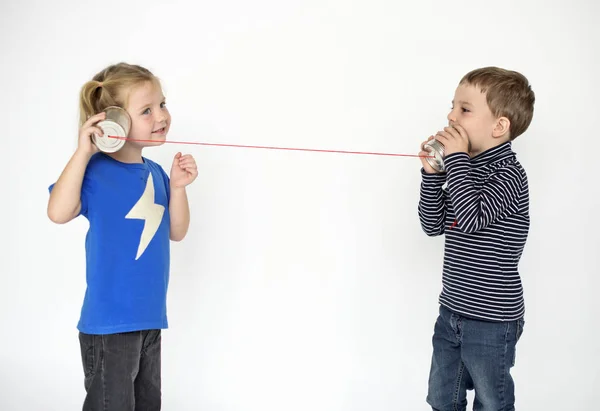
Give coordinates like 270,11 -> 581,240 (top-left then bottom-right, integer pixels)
424,138 -> 445,172
92,106 -> 131,153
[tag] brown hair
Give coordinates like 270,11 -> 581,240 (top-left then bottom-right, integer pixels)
460,66 -> 535,140
78,62 -> 160,126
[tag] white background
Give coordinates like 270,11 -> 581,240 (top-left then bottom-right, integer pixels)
2,0 -> 599,410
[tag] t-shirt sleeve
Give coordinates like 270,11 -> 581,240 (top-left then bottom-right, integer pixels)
159,165 -> 171,204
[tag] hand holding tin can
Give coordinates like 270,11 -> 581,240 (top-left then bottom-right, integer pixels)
92,106 -> 131,153
420,135 -> 445,173
434,125 -> 470,157
420,125 -> 471,173
423,137 -> 446,172
77,111 -> 107,156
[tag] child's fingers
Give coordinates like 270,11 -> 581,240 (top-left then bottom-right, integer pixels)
451,124 -> 468,139
178,154 -> 195,162
443,126 -> 462,139
179,159 -> 197,168
89,126 -> 104,137
421,135 -> 435,151
435,132 -> 449,143
419,150 -> 432,158
83,112 -> 106,129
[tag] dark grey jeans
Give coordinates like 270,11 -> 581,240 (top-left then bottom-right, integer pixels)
78,330 -> 162,411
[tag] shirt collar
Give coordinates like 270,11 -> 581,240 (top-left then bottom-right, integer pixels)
470,141 -> 514,168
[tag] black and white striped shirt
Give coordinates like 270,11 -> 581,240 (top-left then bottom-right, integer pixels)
418,142 -> 529,322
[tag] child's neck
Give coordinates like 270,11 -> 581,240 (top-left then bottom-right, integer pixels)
107,144 -> 144,164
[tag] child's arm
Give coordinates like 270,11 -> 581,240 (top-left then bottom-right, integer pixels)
47,150 -> 93,223
47,112 -> 105,224
434,125 -> 524,234
444,154 -> 523,234
418,136 -> 447,236
168,152 -> 198,241
418,171 -> 448,236
169,187 -> 190,241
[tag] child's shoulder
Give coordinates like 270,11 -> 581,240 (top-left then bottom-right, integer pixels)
488,155 -> 528,184
83,152 -> 113,175
87,152 -> 115,168
143,156 -> 170,182
142,156 -> 162,169
142,156 -> 164,172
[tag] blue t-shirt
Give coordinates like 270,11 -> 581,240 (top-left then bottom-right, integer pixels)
49,153 -> 171,334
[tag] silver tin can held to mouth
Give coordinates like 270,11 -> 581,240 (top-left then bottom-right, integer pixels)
92,106 -> 131,153
424,138 -> 446,172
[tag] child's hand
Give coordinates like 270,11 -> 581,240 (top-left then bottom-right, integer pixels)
419,135 -> 438,174
77,112 -> 106,155
170,152 -> 198,189
434,125 -> 470,156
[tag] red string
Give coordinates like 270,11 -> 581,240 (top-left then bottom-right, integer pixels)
108,136 -> 432,158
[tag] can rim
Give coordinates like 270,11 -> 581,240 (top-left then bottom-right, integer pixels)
424,139 -> 445,172
103,106 -> 131,132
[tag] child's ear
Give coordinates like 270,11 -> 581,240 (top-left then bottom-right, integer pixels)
493,117 -> 511,139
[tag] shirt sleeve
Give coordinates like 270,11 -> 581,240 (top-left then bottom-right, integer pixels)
418,168 -> 448,236
444,153 -> 524,234
159,166 -> 171,204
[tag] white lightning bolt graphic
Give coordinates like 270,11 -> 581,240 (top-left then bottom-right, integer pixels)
125,173 -> 165,260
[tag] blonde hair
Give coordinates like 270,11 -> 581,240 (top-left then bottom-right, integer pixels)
78,62 -> 160,126
460,67 -> 535,140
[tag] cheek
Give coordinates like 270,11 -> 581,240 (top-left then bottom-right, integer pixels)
456,117 -> 472,131
130,117 -> 153,132
462,117 -> 484,130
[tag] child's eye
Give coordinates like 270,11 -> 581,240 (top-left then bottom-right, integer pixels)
142,108 -> 151,115
461,107 -> 470,113
160,102 -> 166,108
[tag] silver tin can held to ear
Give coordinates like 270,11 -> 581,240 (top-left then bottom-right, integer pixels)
424,138 -> 446,172
92,106 -> 131,153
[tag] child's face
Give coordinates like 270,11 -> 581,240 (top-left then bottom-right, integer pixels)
447,83 -> 506,156
126,81 -> 171,147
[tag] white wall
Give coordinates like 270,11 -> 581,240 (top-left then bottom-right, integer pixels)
2,0 -> 599,410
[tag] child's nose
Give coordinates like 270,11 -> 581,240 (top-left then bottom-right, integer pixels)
155,112 -> 167,123
447,110 -> 457,124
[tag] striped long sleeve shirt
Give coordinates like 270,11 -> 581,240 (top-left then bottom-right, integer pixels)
418,142 -> 529,322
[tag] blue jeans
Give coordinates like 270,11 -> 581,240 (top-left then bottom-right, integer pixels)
427,306 -> 524,411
